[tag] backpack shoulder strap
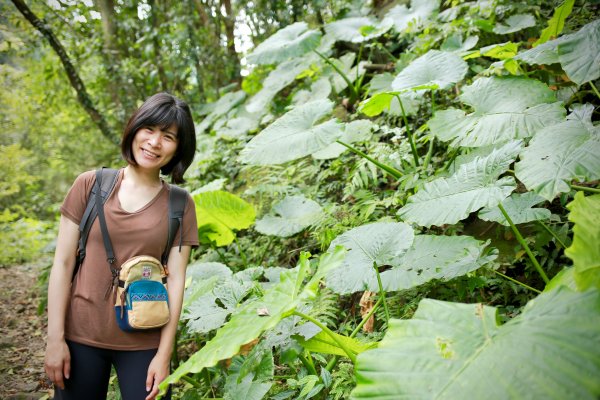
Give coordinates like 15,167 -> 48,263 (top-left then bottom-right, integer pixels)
72,168 -> 119,280
161,184 -> 188,265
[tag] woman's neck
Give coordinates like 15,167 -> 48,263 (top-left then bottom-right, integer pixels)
123,165 -> 162,188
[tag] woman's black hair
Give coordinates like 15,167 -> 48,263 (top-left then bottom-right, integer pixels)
121,92 -> 196,184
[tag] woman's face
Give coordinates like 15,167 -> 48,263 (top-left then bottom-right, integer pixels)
131,124 -> 178,173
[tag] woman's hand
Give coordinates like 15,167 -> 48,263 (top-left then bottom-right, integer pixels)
44,339 -> 70,390
145,352 -> 170,400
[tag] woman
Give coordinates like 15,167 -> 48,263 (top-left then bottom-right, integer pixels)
44,93 -> 199,400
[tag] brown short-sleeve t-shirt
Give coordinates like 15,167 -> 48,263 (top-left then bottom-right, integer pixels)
60,169 -> 199,350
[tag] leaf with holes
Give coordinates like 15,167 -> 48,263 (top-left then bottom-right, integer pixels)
352,287 -> 600,399
515,104 -> 600,200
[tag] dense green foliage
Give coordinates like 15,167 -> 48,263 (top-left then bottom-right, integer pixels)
3,0 -> 600,398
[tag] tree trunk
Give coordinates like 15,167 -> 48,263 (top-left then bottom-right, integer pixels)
220,0 -> 240,81
148,0 -> 169,92
10,0 -> 118,145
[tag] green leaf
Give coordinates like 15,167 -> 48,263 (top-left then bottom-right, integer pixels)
292,77 -> 332,106
429,77 -> 565,147
384,0 -> 439,33
239,99 -> 344,165
324,222 -> 415,294
565,192 -> 600,290
515,104 -> 600,200
186,293 -> 231,333
159,248 -> 346,393
493,14 -> 536,34
478,192 -> 550,226
380,235 -> 496,291
556,19 -> 600,85
255,195 -> 324,237
297,330 -> 377,357
544,267 -> 577,292
194,191 -> 256,246
246,57 -> 313,113
246,22 -> 322,65
324,17 -> 392,43
224,349 -> 274,400
352,288 -> 600,399
363,74 -> 421,116
391,50 -> 468,92
398,141 -> 521,227
533,0 -> 575,46
312,120 -> 374,159
479,41 -> 519,59
440,34 -> 479,53
515,35 -> 566,65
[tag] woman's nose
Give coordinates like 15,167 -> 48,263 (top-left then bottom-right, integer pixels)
148,136 -> 161,147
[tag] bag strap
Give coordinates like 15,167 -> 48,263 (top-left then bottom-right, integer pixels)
72,168 -> 119,281
162,184 -> 188,265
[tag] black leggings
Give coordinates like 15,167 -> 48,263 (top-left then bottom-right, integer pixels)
54,340 -> 171,400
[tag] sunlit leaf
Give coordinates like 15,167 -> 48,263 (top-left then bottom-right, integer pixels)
479,41 -> 519,59
194,191 -> 256,246
297,330 -> 377,357
255,195 -> 324,237
515,104 -> 600,200
247,22 -> 322,65
240,99 -> 343,165
565,192 -> 600,290
391,50 -> 468,92
534,0 -> 575,46
352,288 -> 600,399
478,192 -> 550,225
429,77 -> 565,147
398,141 -> 521,227
324,17 -> 392,43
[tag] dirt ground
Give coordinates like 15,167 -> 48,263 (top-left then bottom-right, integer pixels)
0,263 -> 53,399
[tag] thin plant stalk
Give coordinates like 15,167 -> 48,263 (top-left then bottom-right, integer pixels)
498,203 -> 549,284
395,94 -> 419,166
590,81 -> 600,100
326,296 -> 383,372
337,140 -> 403,179
234,236 -> 247,267
373,262 -> 390,324
181,375 -> 203,388
489,268 -> 542,294
293,310 -> 357,364
298,352 -> 318,376
313,49 -> 358,101
537,221 -> 567,249
570,184 -> 600,194
423,136 -> 435,169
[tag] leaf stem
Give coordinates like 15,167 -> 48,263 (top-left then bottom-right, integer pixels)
181,375 -> 203,388
293,310 -> 357,364
570,184 -> 600,194
489,268 -> 542,294
313,49 -> 358,102
498,203 -> 549,283
590,81 -> 600,100
336,140 -> 402,179
537,221 -> 567,249
298,351 -> 318,376
395,95 -> 419,166
373,262 -> 390,325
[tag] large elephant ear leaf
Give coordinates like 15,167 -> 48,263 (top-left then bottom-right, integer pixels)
391,50 -> 468,92
246,22 -> 322,65
246,57 -> 313,113
515,104 -> 600,200
312,119 -> 374,159
381,235 -> 496,291
194,191 -> 256,246
478,192 -> 550,226
384,0 -> 440,33
351,287 -> 600,399
239,99 -> 344,165
556,19 -> 600,85
429,77 -> 565,147
565,192 -> 600,291
398,141 -> 521,227
324,17 -> 392,43
324,222 -> 415,294
255,195 -> 324,237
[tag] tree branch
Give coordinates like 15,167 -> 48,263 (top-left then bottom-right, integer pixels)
10,0 -> 118,144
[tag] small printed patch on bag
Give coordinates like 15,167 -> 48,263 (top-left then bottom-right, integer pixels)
142,265 -> 152,280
